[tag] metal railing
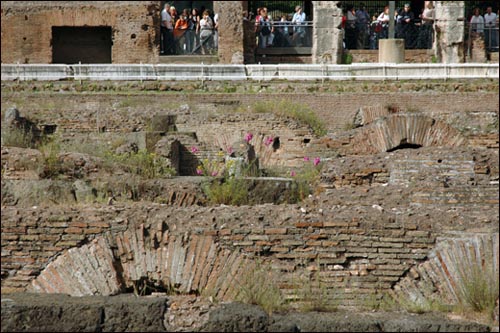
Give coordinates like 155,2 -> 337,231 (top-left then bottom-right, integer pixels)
465,21 -> 499,57
344,18 -> 434,50
167,28 -> 218,56
256,21 -> 313,48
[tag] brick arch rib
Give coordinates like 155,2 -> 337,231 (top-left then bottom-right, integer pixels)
30,227 -> 250,300
353,114 -> 466,154
392,233 -> 499,306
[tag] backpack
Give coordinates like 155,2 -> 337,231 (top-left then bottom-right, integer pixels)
260,18 -> 271,36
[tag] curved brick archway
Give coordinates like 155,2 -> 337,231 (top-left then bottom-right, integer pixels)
348,114 -> 467,154
30,226 -> 251,300
392,233 -> 499,306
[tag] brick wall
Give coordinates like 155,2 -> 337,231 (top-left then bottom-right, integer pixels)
1,88 -> 498,134
2,195 -> 498,306
1,1 -> 160,64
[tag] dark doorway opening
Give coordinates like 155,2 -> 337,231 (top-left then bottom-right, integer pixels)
387,142 -> 422,152
52,26 -> 112,64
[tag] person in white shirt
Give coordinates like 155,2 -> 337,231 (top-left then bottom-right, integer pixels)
199,9 -> 214,54
483,6 -> 498,51
161,3 -> 174,55
470,7 -> 484,35
417,1 -> 435,49
377,6 -> 390,39
291,5 -> 306,46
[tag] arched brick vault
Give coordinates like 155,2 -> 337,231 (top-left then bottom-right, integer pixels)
347,114 -> 466,154
30,218 -> 499,305
30,225 -> 251,301
392,234 -> 499,306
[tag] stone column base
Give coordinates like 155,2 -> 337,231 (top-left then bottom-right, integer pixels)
378,39 -> 405,63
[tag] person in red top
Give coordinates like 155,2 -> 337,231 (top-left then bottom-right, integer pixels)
174,9 -> 189,54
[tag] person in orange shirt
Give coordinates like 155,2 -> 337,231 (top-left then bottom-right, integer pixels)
174,9 -> 190,54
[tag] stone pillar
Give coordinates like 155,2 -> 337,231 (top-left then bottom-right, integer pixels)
213,1 -> 246,64
311,1 -> 343,64
434,1 -> 465,63
378,39 -> 405,63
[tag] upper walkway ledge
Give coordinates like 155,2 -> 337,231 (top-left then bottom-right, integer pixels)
1,63 -> 498,81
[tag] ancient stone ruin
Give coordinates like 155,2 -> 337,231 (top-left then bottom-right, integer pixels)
1,79 -> 498,332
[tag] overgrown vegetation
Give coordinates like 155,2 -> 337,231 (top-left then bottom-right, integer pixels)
241,100 -> 327,137
234,259 -> 285,314
455,259 -> 499,317
203,176 -> 250,206
103,150 -> 175,179
288,158 -> 323,203
384,258 -> 498,323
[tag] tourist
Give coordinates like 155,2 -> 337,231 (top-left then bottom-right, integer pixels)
199,9 -> 214,55
174,9 -> 190,54
417,1 -> 435,49
376,6 -> 390,40
470,8 -> 484,36
169,6 -> 178,26
291,5 -> 306,47
397,3 -> 417,49
355,3 -> 370,49
483,6 -> 498,52
344,5 -> 358,49
161,3 -> 174,55
189,8 -> 201,53
257,7 -> 273,48
274,15 -> 292,47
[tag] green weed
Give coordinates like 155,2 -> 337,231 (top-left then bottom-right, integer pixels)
234,259 -> 286,314
455,259 -> 499,316
242,100 -> 327,137
104,150 -> 175,179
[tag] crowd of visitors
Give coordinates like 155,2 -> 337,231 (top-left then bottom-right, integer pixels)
469,6 -> 498,52
160,1 -> 498,56
160,3 -> 218,55
252,5 -> 312,49
343,2 -> 435,50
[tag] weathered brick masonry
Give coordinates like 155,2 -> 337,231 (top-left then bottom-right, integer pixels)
2,190 -> 498,306
2,90 -> 498,134
1,1 -> 160,64
1,81 -> 498,310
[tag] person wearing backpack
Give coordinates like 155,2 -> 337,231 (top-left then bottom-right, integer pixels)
257,7 -> 274,48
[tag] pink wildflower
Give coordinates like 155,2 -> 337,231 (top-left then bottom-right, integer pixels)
290,170 -> 296,177
211,171 -> 218,177
227,146 -> 234,155
264,136 -> 274,146
196,169 -> 203,175
244,132 -> 253,143
191,146 -> 199,153
313,157 -> 321,166
303,156 -> 310,162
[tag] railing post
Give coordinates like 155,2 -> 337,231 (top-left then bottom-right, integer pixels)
16,61 -> 20,82
78,61 -> 82,85
201,61 -> 205,86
